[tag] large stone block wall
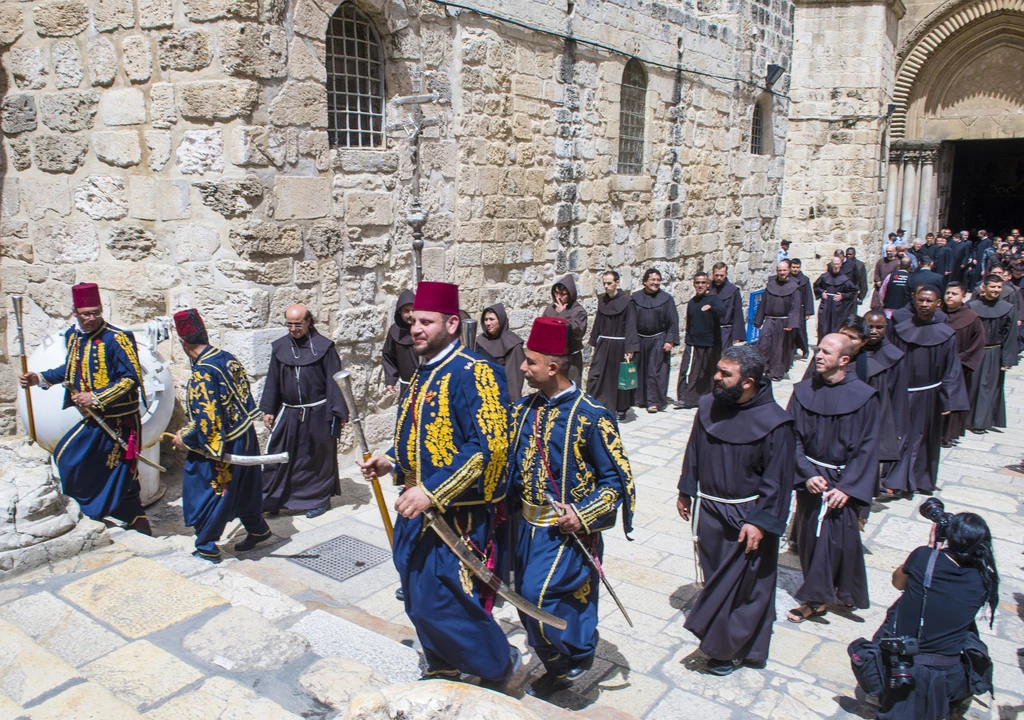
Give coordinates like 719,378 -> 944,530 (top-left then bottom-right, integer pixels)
779,0 -> 901,270
0,0 -> 792,449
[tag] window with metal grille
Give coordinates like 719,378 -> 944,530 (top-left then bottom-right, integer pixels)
326,4 -> 385,148
618,59 -> 647,175
750,102 -> 765,155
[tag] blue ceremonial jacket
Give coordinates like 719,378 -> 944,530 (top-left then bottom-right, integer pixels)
41,321 -> 145,419
180,346 -> 261,461
510,386 -> 636,535
384,341 -> 509,511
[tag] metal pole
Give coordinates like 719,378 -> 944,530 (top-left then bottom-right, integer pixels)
10,296 -> 37,442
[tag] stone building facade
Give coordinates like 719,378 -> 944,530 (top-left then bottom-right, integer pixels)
0,0 -> 793,447
781,0 -> 1024,270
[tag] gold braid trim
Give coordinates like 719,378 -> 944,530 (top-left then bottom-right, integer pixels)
188,370 -> 224,456
473,362 -> 507,502
65,333 -> 81,389
93,378 -> 134,411
423,374 -> 456,467
598,415 -> 635,514
430,452 -> 484,510
115,332 -> 147,404
575,488 -> 618,532
570,415 -> 594,502
94,339 -> 110,388
211,462 -> 232,496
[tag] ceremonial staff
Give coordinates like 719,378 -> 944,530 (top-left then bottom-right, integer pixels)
10,296 -> 36,442
461,317 -> 478,352
333,370 -> 394,546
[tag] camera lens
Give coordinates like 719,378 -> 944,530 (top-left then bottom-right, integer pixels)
919,497 -> 945,522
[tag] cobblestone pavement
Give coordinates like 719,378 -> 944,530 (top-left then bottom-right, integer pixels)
2,353 -> 1023,719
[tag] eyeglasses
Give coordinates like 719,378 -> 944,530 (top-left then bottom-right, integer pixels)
285,322 -> 307,328
76,310 -> 103,318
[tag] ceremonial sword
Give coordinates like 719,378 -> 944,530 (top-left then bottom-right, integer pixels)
544,493 -> 633,627
62,382 -> 167,472
159,432 -> 289,466
423,507 -> 567,630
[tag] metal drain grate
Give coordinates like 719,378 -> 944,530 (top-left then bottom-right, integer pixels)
290,534 -> 391,583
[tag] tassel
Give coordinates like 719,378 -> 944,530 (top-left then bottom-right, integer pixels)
125,430 -> 138,461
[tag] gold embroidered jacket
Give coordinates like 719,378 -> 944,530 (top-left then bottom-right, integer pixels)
510,386 -> 636,535
180,346 -> 261,457
40,321 -> 145,419
384,343 -> 509,512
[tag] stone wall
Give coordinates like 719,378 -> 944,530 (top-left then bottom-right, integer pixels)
779,0 -> 902,269
0,0 -> 792,451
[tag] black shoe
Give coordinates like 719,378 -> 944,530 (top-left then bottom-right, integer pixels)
234,530 -> 272,552
672,400 -> 686,409
940,439 -> 955,449
616,411 -> 628,422
567,653 -> 594,681
395,587 -> 405,601
192,549 -> 221,563
478,646 -> 522,693
305,502 -> 330,519
706,658 -> 739,676
1006,463 -> 1024,474
126,515 -> 152,537
419,668 -> 460,681
742,658 -> 767,670
526,671 -> 571,699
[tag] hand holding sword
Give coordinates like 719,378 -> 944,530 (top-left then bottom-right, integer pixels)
159,432 -> 289,466
543,492 -> 633,627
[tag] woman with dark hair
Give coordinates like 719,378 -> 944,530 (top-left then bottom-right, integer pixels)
872,512 -> 998,719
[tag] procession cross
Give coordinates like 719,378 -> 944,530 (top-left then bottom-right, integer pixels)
387,93 -> 442,284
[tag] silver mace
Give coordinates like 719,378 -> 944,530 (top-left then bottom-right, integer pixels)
333,370 -> 394,546
460,317 -> 478,352
10,296 -> 37,442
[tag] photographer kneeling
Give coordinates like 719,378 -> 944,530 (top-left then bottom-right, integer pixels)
869,505 -> 998,719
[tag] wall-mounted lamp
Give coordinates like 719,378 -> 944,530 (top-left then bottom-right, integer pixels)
886,103 -> 896,118
766,63 -> 785,87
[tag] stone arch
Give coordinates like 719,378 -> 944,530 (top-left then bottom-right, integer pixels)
293,0 -> 412,42
890,0 -> 1024,140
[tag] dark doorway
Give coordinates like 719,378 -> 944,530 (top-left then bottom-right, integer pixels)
947,138 -> 1024,234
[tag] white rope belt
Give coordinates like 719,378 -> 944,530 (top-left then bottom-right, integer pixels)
691,491 -> 759,567
805,456 -> 845,538
638,331 -> 665,338
282,398 -> 326,422
598,335 -> 626,341
908,381 -> 941,393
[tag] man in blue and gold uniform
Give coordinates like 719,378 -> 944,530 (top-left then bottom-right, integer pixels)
20,283 -> 151,534
170,309 -> 271,562
359,282 -> 517,687
510,316 -> 636,698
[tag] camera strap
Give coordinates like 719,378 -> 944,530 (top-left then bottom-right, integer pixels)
916,548 -> 940,643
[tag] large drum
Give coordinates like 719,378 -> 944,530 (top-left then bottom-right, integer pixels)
16,319 -> 175,506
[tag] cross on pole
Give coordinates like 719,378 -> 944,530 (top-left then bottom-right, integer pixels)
387,93 -> 442,285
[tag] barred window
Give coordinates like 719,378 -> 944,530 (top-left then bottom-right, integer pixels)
750,102 -> 764,155
326,4 -> 385,148
617,59 -> 647,175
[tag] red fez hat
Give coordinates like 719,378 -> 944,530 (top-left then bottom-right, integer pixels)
71,283 -> 101,308
527,317 -> 570,356
413,282 -> 459,316
173,308 -> 206,337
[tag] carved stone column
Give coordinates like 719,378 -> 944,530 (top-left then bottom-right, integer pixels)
884,144 -> 904,236
899,149 -> 919,234
915,142 -> 942,239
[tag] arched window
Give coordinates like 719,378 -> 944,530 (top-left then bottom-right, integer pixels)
751,95 -> 773,156
326,4 -> 385,148
617,59 -> 647,175
750,102 -> 764,155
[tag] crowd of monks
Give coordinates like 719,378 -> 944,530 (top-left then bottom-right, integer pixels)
15,235 -> 1018,699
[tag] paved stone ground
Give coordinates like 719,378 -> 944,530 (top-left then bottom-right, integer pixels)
2,352 -> 1023,719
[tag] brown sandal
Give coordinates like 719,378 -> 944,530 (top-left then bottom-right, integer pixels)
787,604 -> 827,623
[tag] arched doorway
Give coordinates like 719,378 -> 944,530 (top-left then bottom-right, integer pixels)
884,2 -> 1024,235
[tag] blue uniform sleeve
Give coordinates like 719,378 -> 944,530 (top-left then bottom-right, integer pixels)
572,412 -> 635,535
180,368 -> 225,457
92,332 -> 143,411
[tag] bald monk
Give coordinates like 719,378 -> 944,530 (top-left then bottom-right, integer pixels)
787,333 -> 879,622
260,304 -> 348,518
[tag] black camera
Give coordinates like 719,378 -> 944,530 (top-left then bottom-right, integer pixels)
879,636 -> 919,689
919,498 -> 953,541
